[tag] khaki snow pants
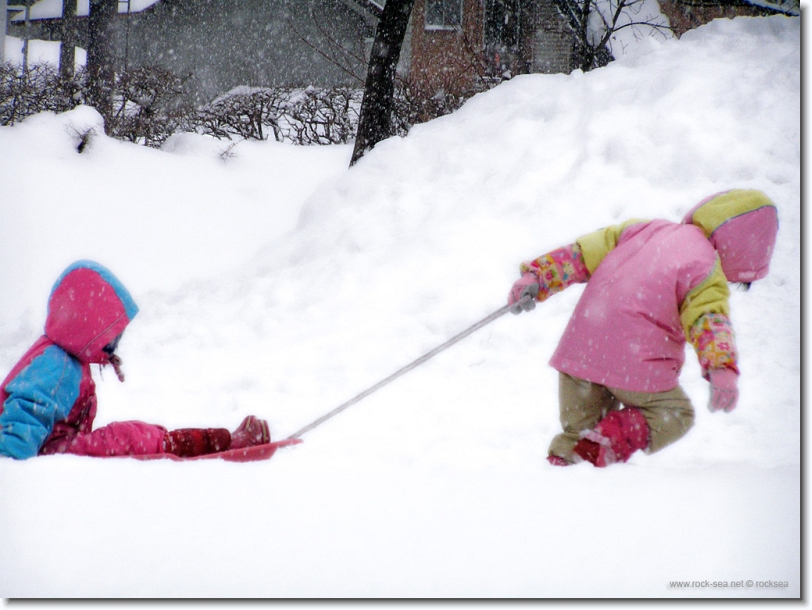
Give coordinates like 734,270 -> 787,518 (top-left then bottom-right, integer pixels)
548,372 -> 695,463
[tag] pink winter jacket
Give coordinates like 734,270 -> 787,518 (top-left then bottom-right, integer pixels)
548,189 -> 778,393
0,261 -> 166,459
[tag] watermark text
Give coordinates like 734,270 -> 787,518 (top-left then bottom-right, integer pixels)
669,580 -> 789,589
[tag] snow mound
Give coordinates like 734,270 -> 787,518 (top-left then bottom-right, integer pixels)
0,16 -> 800,598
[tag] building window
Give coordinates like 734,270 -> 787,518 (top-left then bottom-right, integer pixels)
425,0 -> 463,29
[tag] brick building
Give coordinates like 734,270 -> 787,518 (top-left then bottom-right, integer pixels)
6,0 -> 796,104
409,0 -> 574,96
657,0 -> 798,37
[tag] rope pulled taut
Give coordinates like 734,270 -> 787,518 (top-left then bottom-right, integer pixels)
285,296 -> 530,441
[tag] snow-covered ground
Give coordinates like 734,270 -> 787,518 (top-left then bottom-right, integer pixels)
0,15 -> 801,598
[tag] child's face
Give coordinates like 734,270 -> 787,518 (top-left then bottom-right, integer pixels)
102,333 -> 123,357
102,333 -> 126,382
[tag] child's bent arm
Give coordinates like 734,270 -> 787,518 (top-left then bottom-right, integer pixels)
519,243 -> 590,302
0,347 -> 81,459
688,312 -> 739,380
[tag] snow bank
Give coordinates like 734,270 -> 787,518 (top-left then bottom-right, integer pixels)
0,16 -> 800,598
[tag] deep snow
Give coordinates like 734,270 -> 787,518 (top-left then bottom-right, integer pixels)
0,15 -> 801,598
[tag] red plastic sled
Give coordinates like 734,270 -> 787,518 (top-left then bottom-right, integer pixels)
127,438 -> 302,462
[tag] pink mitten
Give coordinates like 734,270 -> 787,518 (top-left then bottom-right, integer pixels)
508,273 -> 540,314
708,368 -> 739,413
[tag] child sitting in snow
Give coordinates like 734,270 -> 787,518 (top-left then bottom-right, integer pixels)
0,260 -> 270,459
507,189 -> 778,467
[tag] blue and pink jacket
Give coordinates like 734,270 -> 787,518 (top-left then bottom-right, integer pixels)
0,261 -> 166,459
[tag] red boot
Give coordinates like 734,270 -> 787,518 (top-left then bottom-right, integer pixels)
572,407 -> 649,467
230,416 -> 271,449
164,427 -> 231,458
547,454 -> 571,467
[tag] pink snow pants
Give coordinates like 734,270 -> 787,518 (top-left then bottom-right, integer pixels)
39,421 -> 167,457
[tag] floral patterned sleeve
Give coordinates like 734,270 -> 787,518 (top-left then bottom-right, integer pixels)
688,312 -> 740,379
520,243 -> 590,302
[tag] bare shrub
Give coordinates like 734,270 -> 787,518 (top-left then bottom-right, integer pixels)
284,87 -> 361,145
197,85 -> 363,145
108,67 -> 195,147
197,86 -> 290,142
391,78 -> 479,136
0,63 -> 82,126
1,62 -> 495,148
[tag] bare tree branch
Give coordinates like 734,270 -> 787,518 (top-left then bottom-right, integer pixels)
286,13 -> 366,85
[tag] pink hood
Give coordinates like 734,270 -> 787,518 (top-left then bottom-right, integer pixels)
44,261 -> 139,364
682,189 -> 778,282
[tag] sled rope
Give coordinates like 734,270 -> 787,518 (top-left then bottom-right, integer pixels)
285,296 -> 530,440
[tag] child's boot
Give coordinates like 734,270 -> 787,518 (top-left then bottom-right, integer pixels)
547,454 -> 571,467
230,415 -> 271,449
572,407 -> 649,467
164,427 -> 231,457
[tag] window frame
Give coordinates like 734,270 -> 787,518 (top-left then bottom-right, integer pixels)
424,0 -> 464,31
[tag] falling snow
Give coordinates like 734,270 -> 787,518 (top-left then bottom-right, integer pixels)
0,15 -> 800,598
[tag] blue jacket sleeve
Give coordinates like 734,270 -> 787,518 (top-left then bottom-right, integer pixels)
0,345 -> 82,459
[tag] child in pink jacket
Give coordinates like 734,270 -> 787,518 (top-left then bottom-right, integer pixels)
0,260 -> 270,459
507,189 -> 778,467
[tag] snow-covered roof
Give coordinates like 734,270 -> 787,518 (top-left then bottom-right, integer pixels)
11,0 -> 161,22
341,0 -> 384,18
745,0 -> 800,15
